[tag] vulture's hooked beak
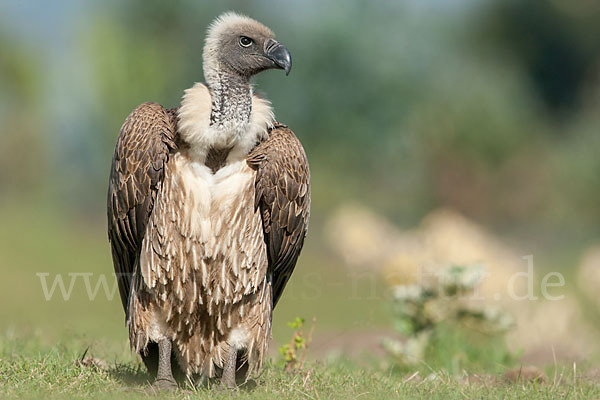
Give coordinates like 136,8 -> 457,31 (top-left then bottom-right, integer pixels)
265,39 -> 292,75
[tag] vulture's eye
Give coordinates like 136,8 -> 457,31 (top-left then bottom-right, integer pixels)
239,36 -> 254,48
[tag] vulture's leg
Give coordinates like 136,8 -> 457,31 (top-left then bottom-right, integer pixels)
221,346 -> 237,389
152,339 -> 177,390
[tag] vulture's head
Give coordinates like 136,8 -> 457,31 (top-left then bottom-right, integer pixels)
203,12 -> 292,81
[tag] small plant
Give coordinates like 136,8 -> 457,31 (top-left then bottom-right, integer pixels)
279,316 -> 316,372
383,264 -> 516,373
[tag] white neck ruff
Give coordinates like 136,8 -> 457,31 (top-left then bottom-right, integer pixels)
177,82 -> 275,163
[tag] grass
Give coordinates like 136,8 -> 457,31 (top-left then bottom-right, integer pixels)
1,336 -> 600,399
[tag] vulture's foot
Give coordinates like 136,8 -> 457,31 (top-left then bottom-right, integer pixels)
152,378 -> 177,391
152,339 -> 177,391
221,346 -> 238,389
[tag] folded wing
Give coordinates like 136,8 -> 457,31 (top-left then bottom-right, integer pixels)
107,102 -> 178,315
247,123 -> 311,307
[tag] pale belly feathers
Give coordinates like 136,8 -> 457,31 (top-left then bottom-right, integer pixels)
135,151 -> 270,357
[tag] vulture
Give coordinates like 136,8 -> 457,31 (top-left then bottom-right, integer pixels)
107,12 -> 310,389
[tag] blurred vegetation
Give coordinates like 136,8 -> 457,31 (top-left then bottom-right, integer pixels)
0,28 -> 47,195
0,0 -> 598,234
384,265 -> 516,374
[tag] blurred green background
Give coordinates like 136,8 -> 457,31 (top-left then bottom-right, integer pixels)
1,0 -> 600,365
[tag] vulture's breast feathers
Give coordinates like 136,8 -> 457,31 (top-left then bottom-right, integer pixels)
163,82 -> 275,265
137,81 -> 275,309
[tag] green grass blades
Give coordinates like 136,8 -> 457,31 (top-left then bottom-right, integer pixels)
1,336 -> 599,399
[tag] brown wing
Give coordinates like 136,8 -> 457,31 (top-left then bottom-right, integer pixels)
247,123 -> 311,307
107,102 -> 178,316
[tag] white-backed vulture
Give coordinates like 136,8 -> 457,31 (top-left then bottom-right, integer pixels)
107,12 -> 310,389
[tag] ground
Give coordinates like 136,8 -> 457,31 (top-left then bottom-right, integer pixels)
2,335 -> 600,399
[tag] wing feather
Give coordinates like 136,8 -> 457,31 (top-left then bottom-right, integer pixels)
247,123 -> 311,307
107,102 -> 178,315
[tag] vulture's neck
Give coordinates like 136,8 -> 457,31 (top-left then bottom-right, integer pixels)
206,69 -> 253,128
177,68 -> 274,166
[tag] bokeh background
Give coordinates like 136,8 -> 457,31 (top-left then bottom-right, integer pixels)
1,0 -> 600,369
